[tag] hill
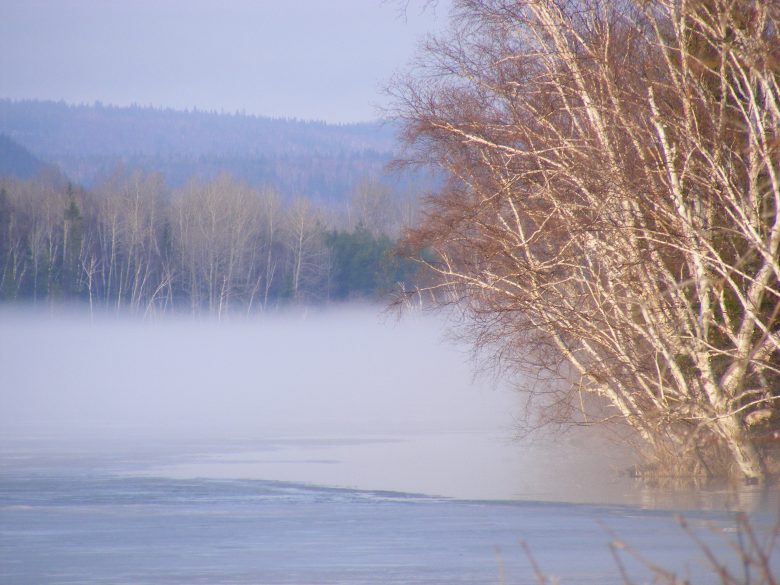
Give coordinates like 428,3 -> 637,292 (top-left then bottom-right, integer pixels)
0,133 -> 60,180
0,99 -> 405,201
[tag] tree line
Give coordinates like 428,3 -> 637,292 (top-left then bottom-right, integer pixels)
394,0 -> 779,481
0,169 -> 417,315
0,99 -> 396,159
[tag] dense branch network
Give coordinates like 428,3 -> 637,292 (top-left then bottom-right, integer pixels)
395,0 -> 780,480
0,171 -> 418,314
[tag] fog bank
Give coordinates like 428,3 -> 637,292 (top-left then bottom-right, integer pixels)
1,305 -> 638,502
0,307 -> 520,440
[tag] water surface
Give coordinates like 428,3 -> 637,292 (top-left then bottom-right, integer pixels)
3,452 -> 770,585
1,308 -> 777,584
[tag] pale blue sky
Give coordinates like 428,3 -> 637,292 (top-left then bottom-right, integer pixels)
0,1 -> 450,123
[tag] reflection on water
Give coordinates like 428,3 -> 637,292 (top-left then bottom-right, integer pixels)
634,477 -> 778,512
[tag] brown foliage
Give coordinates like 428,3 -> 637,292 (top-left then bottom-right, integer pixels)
393,0 -> 780,480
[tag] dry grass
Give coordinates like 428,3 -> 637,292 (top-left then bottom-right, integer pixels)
504,511 -> 778,585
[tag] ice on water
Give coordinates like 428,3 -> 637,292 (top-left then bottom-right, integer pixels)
0,308 -> 776,584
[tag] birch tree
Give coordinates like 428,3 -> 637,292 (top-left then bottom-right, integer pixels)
171,174 -> 264,315
394,0 -> 779,481
0,185 -> 27,298
258,186 -> 283,310
347,178 -> 400,236
19,179 -> 67,300
284,197 -> 326,302
94,169 -> 167,311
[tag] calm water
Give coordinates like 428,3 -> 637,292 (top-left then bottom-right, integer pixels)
1,437 -> 777,585
1,310 -> 777,583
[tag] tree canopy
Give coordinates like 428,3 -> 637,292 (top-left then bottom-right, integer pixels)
0,170 -> 417,313
394,0 -> 780,481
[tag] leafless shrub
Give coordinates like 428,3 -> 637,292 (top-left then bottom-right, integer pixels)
516,512 -> 779,585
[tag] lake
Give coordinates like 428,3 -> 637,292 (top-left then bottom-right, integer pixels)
1,307 -> 777,584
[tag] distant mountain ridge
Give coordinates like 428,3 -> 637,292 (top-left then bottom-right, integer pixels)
0,99 -> 397,157
0,134 -> 47,179
0,99 -> 404,200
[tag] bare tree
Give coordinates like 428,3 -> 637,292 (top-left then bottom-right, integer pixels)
16,179 -> 67,300
170,174 -> 264,315
258,186 -> 283,310
347,177 -> 400,236
94,169 -> 167,312
284,197 -> 327,303
0,183 -> 28,298
394,0 -> 779,480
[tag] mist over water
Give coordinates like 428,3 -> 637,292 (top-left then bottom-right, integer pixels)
2,305 -> 777,585
1,305 -> 516,439
0,304 -> 647,503
3,303 -> 770,511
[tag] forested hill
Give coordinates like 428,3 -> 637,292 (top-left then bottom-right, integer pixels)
0,99 -> 401,201
0,100 -> 430,311
0,134 -> 62,181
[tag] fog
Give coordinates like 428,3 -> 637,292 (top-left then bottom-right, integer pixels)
0,306 -> 518,439
0,305 -> 638,502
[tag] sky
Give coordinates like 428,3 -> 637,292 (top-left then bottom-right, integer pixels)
0,1 -> 450,123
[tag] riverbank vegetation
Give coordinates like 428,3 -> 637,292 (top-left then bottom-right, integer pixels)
393,0 -> 779,481
0,170 -> 416,314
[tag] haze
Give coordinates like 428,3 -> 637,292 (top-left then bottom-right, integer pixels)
0,0 -> 450,123
0,306 -> 634,502
0,307 -> 513,440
